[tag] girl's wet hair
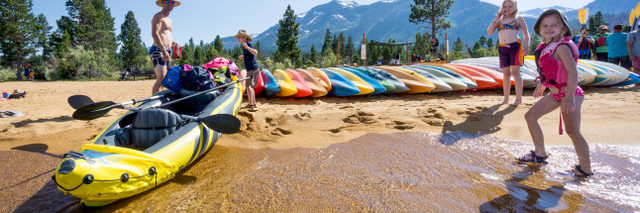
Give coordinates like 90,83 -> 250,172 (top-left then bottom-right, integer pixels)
534,9 -> 572,37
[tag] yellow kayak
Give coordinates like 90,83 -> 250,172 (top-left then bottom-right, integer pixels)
327,67 -> 374,95
53,82 -> 243,206
377,66 -> 435,93
273,69 -> 298,97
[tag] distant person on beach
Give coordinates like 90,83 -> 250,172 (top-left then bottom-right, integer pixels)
594,25 -> 610,62
517,9 -> 593,177
23,63 -> 32,80
573,27 -> 595,59
486,0 -> 529,105
235,30 -> 260,109
627,23 -> 640,79
607,24 -> 632,70
150,0 -> 180,94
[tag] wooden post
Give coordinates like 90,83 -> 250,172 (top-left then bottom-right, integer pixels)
337,41 -> 341,67
445,33 -> 449,63
362,33 -> 367,66
406,41 -> 410,64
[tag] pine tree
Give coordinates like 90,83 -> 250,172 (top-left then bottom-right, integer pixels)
0,0 -> 47,79
478,36 -> 487,48
64,0 -> 118,52
453,37 -> 464,52
486,38 -> 493,49
321,29 -> 332,55
309,45 -> 318,64
588,11 -> 607,34
345,35 -> 354,64
181,38 -> 195,65
214,35 -> 223,53
275,5 -> 301,64
409,0 -> 454,39
254,41 -> 262,60
529,34 -> 541,55
118,11 -> 146,69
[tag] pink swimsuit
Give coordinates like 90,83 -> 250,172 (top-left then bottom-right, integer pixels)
534,37 -> 584,134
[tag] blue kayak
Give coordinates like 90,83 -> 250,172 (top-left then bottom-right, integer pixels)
363,67 -> 410,93
611,72 -> 640,87
261,69 -> 281,97
340,67 -> 387,95
320,68 -> 361,96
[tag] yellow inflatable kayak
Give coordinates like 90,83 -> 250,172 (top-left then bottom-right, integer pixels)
273,69 -> 298,97
53,82 -> 243,206
327,67 -> 374,95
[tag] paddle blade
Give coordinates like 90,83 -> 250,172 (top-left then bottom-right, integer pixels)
199,114 -> 241,134
578,8 -> 586,25
72,101 -> 116,120
68,95 -> 95,110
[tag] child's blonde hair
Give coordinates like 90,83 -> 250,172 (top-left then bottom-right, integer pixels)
501,0 -> 518,18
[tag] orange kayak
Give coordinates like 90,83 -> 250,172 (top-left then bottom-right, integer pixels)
295,68 -> 328,97
442,64 -> 500,90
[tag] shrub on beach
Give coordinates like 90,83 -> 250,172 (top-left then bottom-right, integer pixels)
0,67 -> 16,81
51,46 -> 119,80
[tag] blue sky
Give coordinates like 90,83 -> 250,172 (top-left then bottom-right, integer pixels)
33,0 -> 593,46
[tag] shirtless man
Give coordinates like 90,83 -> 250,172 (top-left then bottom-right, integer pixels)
150,0 -> 180,94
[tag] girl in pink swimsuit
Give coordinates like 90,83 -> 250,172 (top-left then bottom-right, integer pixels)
516,9 -> 593,177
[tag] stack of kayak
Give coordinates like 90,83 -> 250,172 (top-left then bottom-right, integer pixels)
454,56 -> 640,87
250,58 -> 637,98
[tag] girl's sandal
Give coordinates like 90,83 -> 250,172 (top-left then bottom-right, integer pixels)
568,164 -> 594,177
515,150 -> 549,165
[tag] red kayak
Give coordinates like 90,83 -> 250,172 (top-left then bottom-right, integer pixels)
253,70 -> 264,96
445,64 -> 500,90
285,69 -> 313,97
450,64 -> 514,87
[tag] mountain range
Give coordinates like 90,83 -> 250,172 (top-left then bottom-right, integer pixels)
221,0 -> 639,52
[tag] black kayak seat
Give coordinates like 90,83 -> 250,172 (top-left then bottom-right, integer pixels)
130,109 -> 183,149
178,89 -> 220,113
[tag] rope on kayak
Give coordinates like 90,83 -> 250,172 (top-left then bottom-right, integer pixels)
52,168 -> 157,193
52,175 -> 84,192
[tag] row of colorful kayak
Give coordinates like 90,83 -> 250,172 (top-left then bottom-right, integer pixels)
454,56 -> 640,87
247,58 -> 639,98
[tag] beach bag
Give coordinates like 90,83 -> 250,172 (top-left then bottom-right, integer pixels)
171,42 -> 183,59
162,65 -> 183,92
181,66 -> 215,91
208,66 -> 232,86
203,57 -> 239,76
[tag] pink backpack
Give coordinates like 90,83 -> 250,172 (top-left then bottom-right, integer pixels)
203,57 -> 238,75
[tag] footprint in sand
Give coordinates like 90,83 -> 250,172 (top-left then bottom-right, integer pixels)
270,127 -> 292,136
294,112 -> 311,121
422,118 -> 445,126
387,120 -> 415,130
343,111 -> 377,124
265,115 -> 287,127
327,126 -> 347,134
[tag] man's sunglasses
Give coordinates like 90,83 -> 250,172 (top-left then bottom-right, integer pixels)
164,1 -> 175,5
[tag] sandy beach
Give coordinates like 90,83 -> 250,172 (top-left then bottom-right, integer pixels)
1,80 -> 639,211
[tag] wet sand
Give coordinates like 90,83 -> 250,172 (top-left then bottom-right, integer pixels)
1,80 -> 639,212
